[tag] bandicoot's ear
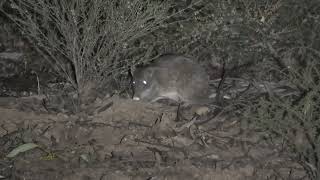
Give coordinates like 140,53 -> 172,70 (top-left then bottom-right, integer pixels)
130,66 -> 137,75
144,68 -> 155,76
127,68 -> 133,81
131,62 -> 146,75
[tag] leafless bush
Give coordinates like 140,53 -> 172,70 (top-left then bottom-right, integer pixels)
245,60 -> 320,179
172,1 -> 320,178
1,0 -> 179,96
235,1 -> 320,178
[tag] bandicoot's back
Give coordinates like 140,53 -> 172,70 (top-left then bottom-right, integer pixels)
132,55 -> 211,105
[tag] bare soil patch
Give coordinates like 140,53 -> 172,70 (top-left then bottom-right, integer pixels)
0,95 -> 306,180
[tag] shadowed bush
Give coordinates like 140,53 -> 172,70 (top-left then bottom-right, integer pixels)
1,0 -> 173,97
246,60 -> 320,179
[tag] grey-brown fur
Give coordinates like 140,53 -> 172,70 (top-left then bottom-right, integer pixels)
132,54 -> 211,105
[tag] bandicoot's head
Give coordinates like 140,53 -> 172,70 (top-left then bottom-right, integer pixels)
132,66 -> 159,101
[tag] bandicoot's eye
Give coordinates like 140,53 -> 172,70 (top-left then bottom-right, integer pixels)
133,81 -> 136,84
142,80 -> 147,85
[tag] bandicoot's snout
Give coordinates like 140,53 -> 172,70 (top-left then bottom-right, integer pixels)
133,96 -> 140,101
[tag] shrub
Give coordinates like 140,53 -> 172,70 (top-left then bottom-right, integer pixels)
1,0 -> 173,97
246,60 -> 320,179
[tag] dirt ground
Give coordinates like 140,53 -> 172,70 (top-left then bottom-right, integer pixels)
0,94 -> 307,180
